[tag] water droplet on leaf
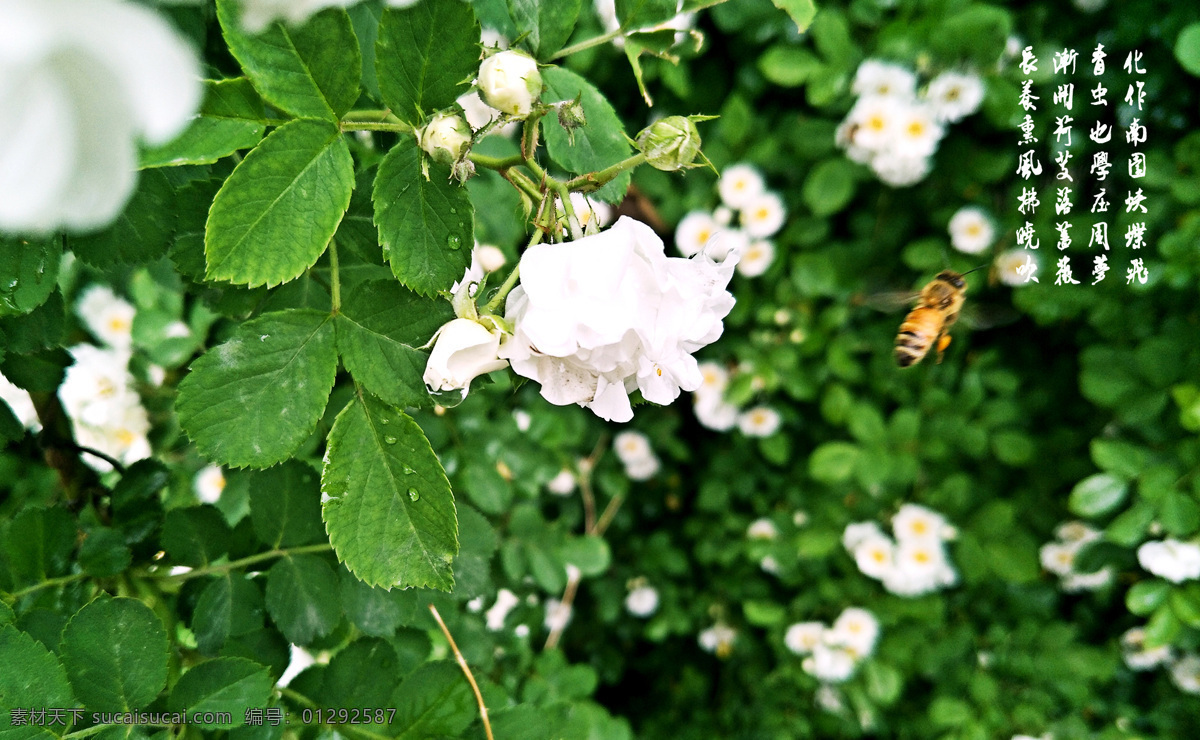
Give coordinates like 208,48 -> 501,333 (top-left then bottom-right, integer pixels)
384,435 -> 397,445
402,465 -> 415,475
447,235 -> 462,250
407,488 -> 420,501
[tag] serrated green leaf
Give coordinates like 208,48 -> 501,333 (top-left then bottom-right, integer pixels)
0,625 -> 75,737
322,394 -> 458,591
177,309 -> 338,468
161,506 -> 232,567
217,0 -> 361,119
0,235 -> 61,318
1068,474 -> 1129,518
616,0 -> 676,28
373,138 -> 474,296
60,598 -> 168,712
375,0 -> 481,122
247,461 -> 326,548
509,0 -> 581,60
265,554 -> 342,645
141,81 -> 265,169
168,657 -> 272,729
323,638 -> 402,709
70,170 -> 177,267
0,290 -> 64,355
193,575 -> 266,655
770,0 -> 817,32
202,77 -> 268,120
541,67 -> 632,203
205,120 -> 353,288
340,568 -> 405,637
389,662 -> 475,739
3,506 -> 76,588
78,528 -> 132,578
335,279 -> 453,407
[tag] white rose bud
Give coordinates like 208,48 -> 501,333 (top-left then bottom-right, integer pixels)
635,115 -> 704,171
478,50 -> 542,118
419,112 -> 472,164
423,318 -> 509,396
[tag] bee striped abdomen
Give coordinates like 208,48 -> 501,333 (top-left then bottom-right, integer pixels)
894,307 -> 942,367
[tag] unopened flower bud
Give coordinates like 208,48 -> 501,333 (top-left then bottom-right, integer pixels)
419,112 -> 472,165
478,50 -> 542,117
423,318 -> 509,396
557,95 -> 587,145
635,115 -> 704,171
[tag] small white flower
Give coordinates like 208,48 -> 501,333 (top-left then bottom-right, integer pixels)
736,240 -> 775,277
843,522 -> 886,552
894,103 -> 944,159
614,430 -> 654,465
852,60 -> 917,100
784,622 -> 825,655
625,585 -> 659,617
77,286 -> 135,350
514,624 -> 530,638
418,111 -> 471,163
853,535 -> 896,580
884,540 -> 953,596
694,395 -> 739,431
996,249 -> 1037,287
561,192 -> 613,233
675,211 -> 720,257
698,623 -> 737,656
803,642 -> 856,683
870,151 -> 931,187
948,206 -> 995,254
829,607 -> 879,658
923,71 -> 985,123
1055,521 -> 1100,544
718,164 -> 766,209
1138,540 -> 1200,583
713,206 -> 734,226
478,50 -> 542,117
1171,654 -> 1200,694
760,555 -> 780,573
474,244 -> 507,273
423,318 -> 509,396
193,465 -> 225,504
747,518 -> 778,541
793,510 -> 809,527
844,95 -> 905,152
485,589 -> 520,631
546,469 -> 576,496
695,361 -> 729,397
1039,541 -> 1076,576
737,406 -> 780,437
466,596 -> 484,613
740,193 -> 786,239
1121,627 -> 1172,671
624,456 -> 661,481
0,373 -> 39,430
892,504 -> 950,544
512,409 -> 532,432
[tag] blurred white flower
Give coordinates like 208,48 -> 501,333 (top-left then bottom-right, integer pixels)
0,372 -> 38,430
852,60 -> 917,99
624,456 -> 660,481
58,344 -> 149,472
696,361 -> 728,396
474,244 -> 507,273
193,465 -> 225,504
793,510 -> 810,527
995,249 -> 1037,287
0,0 -> 202,234
844,95 -> 905,151
803,642 -> 856,683
614,430 -> 654,465
694,395 -> 740,431
737,406 -> 780,437
1138,539 -> 1200,583
923,71 -> 985,123
1171,654 -> 1200,694
466,596 -> 484,613
843,521 -> 886,551
237,0 -> 359,32
625,584 -> 659,617
736,240 -> 775,277
675,210 -> 719,257
564,192 -> 613,233
1039,541 -> 1076,576
512,409 -> 532,432
713,206 -> 734,226
1121,627 -> 1172,671
784,622 -> 825,655
277,645 -> 317,688
891,504 -> 950,544
893,104 -> 943,159
77,285 -> 135,350
760,555 -> 780,573
514,624 -> 530,638
485,589 -> 520,631
717,163 -> 766,209
1061,565 -> 1113,593
853,535 -> 896,580
870,151 -> 932,188
948,206 -> 995,254
546,469 -> 576,496
1056,521 -> 1101,544
747,518 -> 778,541
698,623 -> 736,657
740,193 -> 786,239
829,607 -> 879,658
883,539 -> 956,596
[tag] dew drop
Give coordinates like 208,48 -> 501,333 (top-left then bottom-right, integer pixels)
384,435 -> 398,445
260,334 -> 269,341
447,235 -> 462,250
380,417 -> 390,425
449,207 -> 457,214
407,488 -> 420,502
402,465 -> 415,475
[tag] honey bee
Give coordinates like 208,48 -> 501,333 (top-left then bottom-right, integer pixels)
894,270 -> 970,368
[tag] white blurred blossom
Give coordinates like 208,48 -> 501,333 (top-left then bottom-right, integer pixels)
1171,654 -> 1200,694
1138,539 -> 1200,583
736,240 -> 775,277
737,406 -> 780,437
747,518 -> 778,541
948,206 -> 995,254
625,584 -> 659,617
784,622 -> 825,655
0,372 -> 38,430
698,623 -> 736,657
485,589 -> 520,631
717,163 -> 766,209
546,469 -> 576,496
852,60 -> 917,99
193,465 -> 225,504
77,285 -> 134,349
923,71 -> 985,123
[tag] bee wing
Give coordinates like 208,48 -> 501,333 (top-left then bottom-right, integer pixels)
854,290 -> 921,313
958,303 -> 1020,330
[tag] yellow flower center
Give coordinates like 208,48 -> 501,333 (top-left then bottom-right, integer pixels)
907,121 -> 925,137
914,550 -> 931,564
911,520 -> 927,535
755,208 -> 769,221
868,115 -> 886,131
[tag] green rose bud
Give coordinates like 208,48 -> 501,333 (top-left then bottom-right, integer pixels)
635,115 -> 706,172
419,111 -> 472,165
557,94 -> 587,145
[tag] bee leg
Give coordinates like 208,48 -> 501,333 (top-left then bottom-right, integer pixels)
936,334 -> 952,363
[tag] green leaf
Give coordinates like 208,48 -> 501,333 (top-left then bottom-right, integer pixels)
140,81 -> 266,168
201,76 -> 269,121
0,235 -> 61,318
168,657 -> 272,729
322,394 -> 458,591
60,598 -> 168,712
0,291 -> 64,355
323,638 -> 403,709
205,120 -> 354,288
1158,492 -> 1200,537
933,6 -> 1012,68
757,45 -> 821,88
389,662 -> 475,739
808,441 -> 859,483
340,569 -> 405,638
1068,474 -> 1129,518
541,67 -> 633,203
509,0 -> 581,60
177,309 -> 338,468
0,625 -> 75,737
373,138 -> 474,296
248,461 -> 326,548
1090,439 -> 1149,480
193,575 -> 266,655
70,170 -> 177,267
559,535 -> 610,577
616,0 -> 676,28
461,459 -> 513,514
376,0 -> 481,122
742,600 -> 786,626
1176,23 -> 1200,77
3,506 -> 76,588
802,159 -> 857,217
78,528 -> 132,578
161,506 -> 232,567
216,0 -> 361,119
335,279 -> 454,407
771,0 -> 817,32
1144,604 -> 1182,649
265,554 -> 342,645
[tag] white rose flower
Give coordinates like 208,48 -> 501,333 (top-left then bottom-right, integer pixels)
784,622 -> 825,655
736,240 -> 775,277
76,285 -> 135,349
422,318 -> 508,396
843,521 -> 885,551
829,607 -> 879,658
614,430 -> 654,465
843,95 -> 905,152
852,60 -> 917,99
923,71 -> 985,123
871,151 -> 932,187
803,642 -> 856,683
194,465 -> 226,504
737,406 -> 780,437
884,540 -> 953,596
625,585 -> 659,617
695,361 -> 729,397
996,249 -> 1037,287
891,504 -> 950,544
1039,541 -> 1076,576
1138,539 -> 1200,583
741,193 -> 786,239
747,518 -> 778,541
948,206 -> 996,254
894,103 -> 944,159
478,50 -> 542,117
545,469 -> 576,496
675,210 -> 719,257
717,163 -> 766,209
474,244 -> 507,273
419,111 -> 472,164
698,623 -> 736,656
624,455 -> 660,481
1171,654 -> 1200,695
0,0 -> 201,234
485,589 -> 520,631
693,394 -> 739,431
854,535 -> 896,580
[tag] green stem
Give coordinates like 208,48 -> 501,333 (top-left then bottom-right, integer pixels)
341,109 -> 405,124
551,28 -> 626,60
546,179 -> 583,241
340,121 -> 411,133
149,544 -> 333,583
329,238 -> 341,315
506,168 -> 544,203
566,153 -> 647,191
1,572 -> 89,603
470,152 -> 526,170
483,265 -> 522,315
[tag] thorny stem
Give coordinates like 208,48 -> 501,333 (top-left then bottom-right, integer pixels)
505,168 -> 544,203
147,543 -> 333,583
565,153 -> 647,191
429,604 -> 495,740
546,178 -> 584,241
470,152 -> 526,170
